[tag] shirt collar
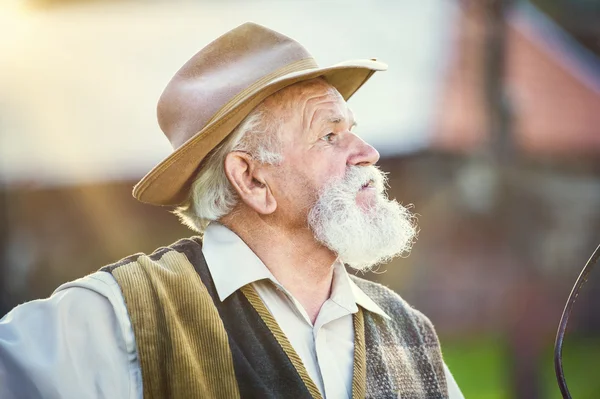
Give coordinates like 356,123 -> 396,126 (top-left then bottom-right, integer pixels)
202,222 -> 276,302
202,222 -> 391,319
348,277 -> 391,320
331,260 -> 391,320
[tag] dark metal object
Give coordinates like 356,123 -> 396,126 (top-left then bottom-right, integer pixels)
554,244 -> 600,399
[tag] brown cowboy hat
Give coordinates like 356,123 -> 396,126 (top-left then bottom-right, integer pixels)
133,22 -> 387,206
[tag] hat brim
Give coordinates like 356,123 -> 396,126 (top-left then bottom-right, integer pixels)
133,59 -> 387,206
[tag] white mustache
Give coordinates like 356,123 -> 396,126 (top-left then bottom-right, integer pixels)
325,165 -> 387,196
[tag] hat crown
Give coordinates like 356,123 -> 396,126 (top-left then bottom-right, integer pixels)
157,22 -> 314,149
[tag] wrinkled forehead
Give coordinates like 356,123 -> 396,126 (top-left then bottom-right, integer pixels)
261,78 -> 350,123
300,84 -> 352,128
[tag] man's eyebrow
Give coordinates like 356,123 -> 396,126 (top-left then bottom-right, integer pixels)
326,116 -> 358,128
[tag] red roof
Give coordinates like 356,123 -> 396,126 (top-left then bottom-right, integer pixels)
433,4 -> 600,157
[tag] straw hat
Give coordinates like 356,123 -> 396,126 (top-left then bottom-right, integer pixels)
133,22 -> 387,206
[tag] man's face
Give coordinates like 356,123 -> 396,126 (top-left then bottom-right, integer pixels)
267,79 -> 380,221
264,79 -> 417,270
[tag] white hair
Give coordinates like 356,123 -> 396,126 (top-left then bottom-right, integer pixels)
308,165 -> 417,270
174,107 -> 283,232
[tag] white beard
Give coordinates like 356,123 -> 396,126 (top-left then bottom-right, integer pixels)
307,165 -> 417,271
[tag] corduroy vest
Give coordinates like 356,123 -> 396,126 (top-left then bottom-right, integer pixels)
101,238 -> 448,399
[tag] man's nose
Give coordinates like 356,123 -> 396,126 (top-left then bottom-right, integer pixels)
347,134 -> 380,167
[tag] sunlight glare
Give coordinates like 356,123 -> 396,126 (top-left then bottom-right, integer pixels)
0,0 -> 34,49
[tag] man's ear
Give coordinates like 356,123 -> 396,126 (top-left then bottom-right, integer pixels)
224,152 -> 277,215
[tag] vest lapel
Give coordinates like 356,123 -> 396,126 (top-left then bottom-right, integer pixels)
352,307 -> 367,399
240,285 -> 324,399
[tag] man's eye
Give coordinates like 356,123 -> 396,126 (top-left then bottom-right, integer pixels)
321,133 -> 336,143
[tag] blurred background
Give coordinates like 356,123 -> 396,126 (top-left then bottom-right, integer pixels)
1,0 -> 599,397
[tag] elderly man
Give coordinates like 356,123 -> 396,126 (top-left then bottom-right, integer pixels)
0,23 -> 463,398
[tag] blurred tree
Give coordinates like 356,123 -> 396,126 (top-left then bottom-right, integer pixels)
0,187 -> 8,317
479,0 -> 547,397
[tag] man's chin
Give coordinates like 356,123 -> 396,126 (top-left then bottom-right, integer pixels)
335,210 -> 416,270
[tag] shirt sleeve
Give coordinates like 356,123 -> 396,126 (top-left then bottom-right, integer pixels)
0,271 -> 142,399
444,362 -> 465,399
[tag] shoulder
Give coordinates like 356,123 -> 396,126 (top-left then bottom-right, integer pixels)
101,236 -> 204,274
3,271 -> 125,326
13,270 -> 133,342
350,275 -> 438,338
54,271 -> 134,339
97,237 -> 213,325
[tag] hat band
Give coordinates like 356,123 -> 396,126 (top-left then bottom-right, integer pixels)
206,58 -> 319,126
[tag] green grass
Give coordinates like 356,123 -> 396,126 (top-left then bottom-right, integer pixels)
442,336 -> 511,399
441,336 -> 600,399
541,337 -> 600,399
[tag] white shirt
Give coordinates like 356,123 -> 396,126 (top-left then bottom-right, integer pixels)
0,223 -> 464,399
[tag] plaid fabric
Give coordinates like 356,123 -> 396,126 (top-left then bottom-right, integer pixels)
352,277 -> 448,398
